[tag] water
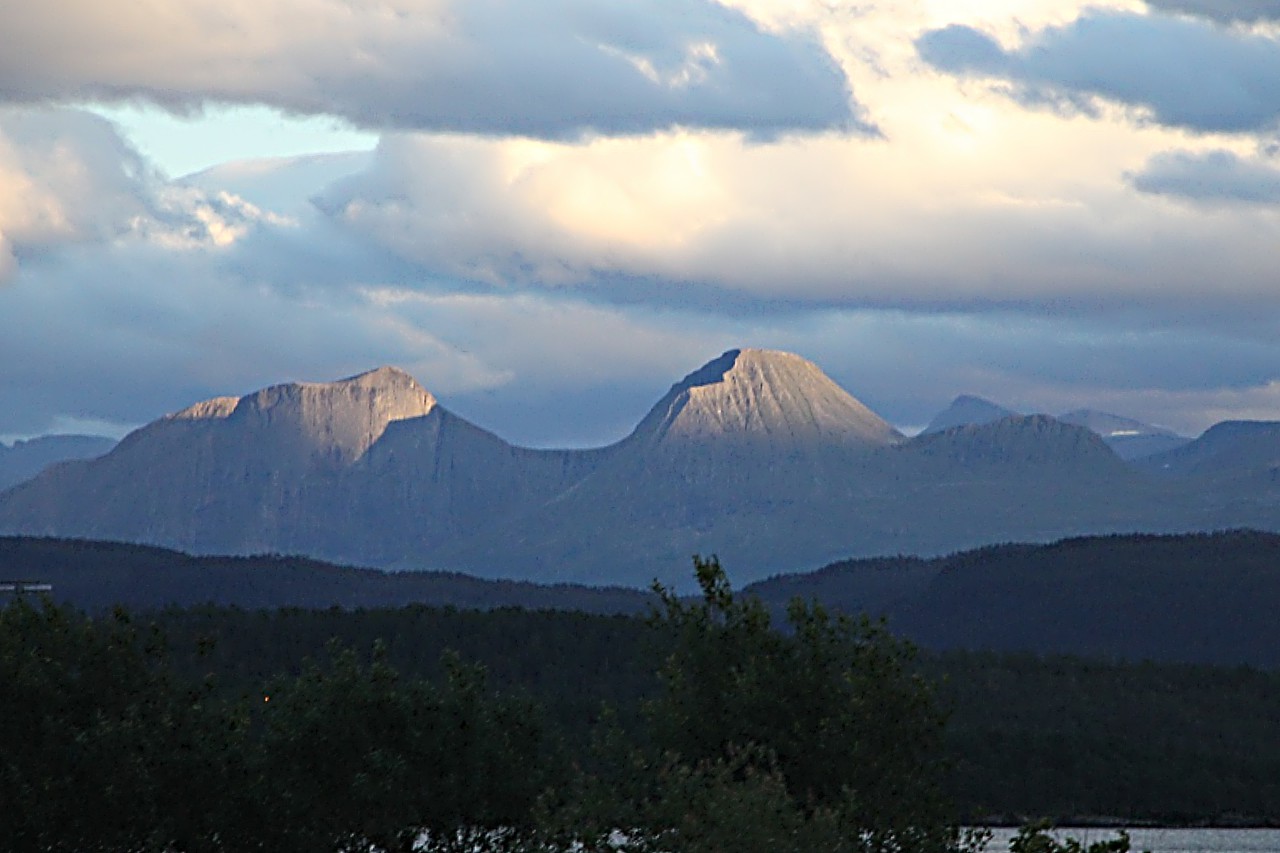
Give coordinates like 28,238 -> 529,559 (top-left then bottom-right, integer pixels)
984,827 -> 1280,853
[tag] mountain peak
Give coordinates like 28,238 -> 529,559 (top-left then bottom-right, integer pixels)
631,348 -> 901,449
231,367 -> 437,465
1058,408 -> 1181,439
923,394 -> 1016,435
910,413 -> 1124,470
338,365 -> 422,387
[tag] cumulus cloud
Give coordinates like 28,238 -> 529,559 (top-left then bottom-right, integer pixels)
7,130 -> 1280,444
1130,148 -> 1280,203
0,0 -> 860,139
918,11 -> 1280,133
312,128 -> 1280,324
1144,0 -> 1280,24
0,107 -> 282,281
0,108 -> 154,273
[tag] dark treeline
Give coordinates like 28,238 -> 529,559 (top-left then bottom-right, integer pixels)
7,557 -> 1280,851
1,558 -> 989,853
149,590 -> 1280,825
8,530 -> 1280,668
929,652 -> 1280,824
0,536 -> 654,615
747,529 -> 1280,668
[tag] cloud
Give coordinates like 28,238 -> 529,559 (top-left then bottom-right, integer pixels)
1130,148 -> 1280,203
917,11 -> 1280,133
0,107 -> 282,282
5,0 -> 1280,447
312,128 -> 1280,327
1143,0 -> 1280,24
6,128 -> 1280,445
0,108 -> 154,273
0,0 -> 860,139
0,242 -> 514,437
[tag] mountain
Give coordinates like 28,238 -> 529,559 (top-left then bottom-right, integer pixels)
924,401 -> 1191,460
0,367 -> 437,554
0,349 -> 1271,590
858,414 -> 1186,559
1057,408 -> 1190,460
922,395 -> 1016,434
906,414 -> 1124,472
1140,420 -> 1280,480
433,349 -> 908,587
440,385 -> 1173,589
627,348 -> 902,451
0,367 -> 607,565
0,434 -> 117,491
1133,421 -> 1280,533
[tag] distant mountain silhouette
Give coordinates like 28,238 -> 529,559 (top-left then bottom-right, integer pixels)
1,350 -> 1276,589
1140,420 -> 1280,481
922,395 -> 1015,434
0,434 -> 116,491
1057,409 -> 1190,460
924,398 -> 1191,460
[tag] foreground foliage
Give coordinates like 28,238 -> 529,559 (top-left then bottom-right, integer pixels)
0,601 -> 557,852
538,556 -> 975,853
1,557 -> 973,852
3,553 -> 1273,849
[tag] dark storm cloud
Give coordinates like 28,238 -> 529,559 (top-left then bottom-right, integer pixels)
0,0 -> 864,139
917,11 -> 1280,133
1144,0 -> 1280,24
1130,149 -> 1280,203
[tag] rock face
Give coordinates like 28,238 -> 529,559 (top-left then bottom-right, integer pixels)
222,366 -> 438,468
0,350 -> 1275,589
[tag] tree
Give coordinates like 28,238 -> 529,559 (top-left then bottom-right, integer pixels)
242,643 -> 557,853
551,555 -> 979,853
0,598 -> 238,852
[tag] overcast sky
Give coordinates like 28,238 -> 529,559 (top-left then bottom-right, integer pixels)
2,0 -> 1279,446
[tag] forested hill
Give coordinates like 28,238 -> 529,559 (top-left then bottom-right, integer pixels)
6,530 -> 1280,667
746,530 -> 1280,668
0,537 -> 654,615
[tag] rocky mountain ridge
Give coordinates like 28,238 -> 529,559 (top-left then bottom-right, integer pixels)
1,349 -> 1276,589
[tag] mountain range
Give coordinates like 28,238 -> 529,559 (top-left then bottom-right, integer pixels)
924,395 -> 1190,460
1,348 -> 1277,589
